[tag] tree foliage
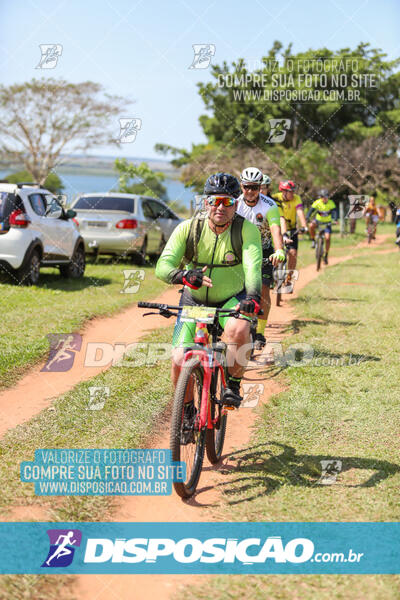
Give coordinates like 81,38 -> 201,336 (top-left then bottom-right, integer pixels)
197,42 -> 400,149
114,158 -> 167,200
156,42 -> 400,201
0,78 -> 130,184
2,169 -> 64,193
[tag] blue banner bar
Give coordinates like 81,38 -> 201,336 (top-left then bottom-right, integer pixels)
0,522 -> 399,574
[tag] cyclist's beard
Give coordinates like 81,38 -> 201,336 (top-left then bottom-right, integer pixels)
209,213 -> 233,229
245,195 -> 259,206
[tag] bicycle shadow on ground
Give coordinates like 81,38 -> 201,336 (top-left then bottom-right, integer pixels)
286,316 -> 362,333
314,296 -> 366,303
208,441 -> 400,505
248,348 -> 381,380
336,262 -> 373,267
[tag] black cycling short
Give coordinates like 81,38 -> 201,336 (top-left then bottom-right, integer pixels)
172,287 -> 249,348
262,245 -> 274,287
285,230 -> 298,250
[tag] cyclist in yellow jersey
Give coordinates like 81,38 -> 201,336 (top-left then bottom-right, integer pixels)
273,180 -> 307,284
307,190 -> 337,264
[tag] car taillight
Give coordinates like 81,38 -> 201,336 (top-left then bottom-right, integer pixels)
72,217 -> 79,227
9,209 -> 30,228
116,219 -> 138,229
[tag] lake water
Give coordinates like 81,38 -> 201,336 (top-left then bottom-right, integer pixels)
0,170 -> 195,209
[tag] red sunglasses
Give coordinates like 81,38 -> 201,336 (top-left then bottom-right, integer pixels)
207,196 -> 236,207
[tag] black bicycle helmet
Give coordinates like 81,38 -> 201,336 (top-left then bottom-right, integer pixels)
203,172 -> 241,199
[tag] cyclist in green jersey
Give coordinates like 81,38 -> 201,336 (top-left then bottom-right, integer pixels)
307,190 -> 337,264
156,173 -> 283,408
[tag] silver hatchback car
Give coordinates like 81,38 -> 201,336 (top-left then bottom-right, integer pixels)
71,193 -> 182,263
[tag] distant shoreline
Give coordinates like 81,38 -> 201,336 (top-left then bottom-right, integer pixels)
0,154 -> 179,178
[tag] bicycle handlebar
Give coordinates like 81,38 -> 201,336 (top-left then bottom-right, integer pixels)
137,301 -> 173,309
137,301 -> 262,317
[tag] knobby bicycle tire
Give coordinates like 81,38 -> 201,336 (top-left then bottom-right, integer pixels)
275,262 -> 286,306
206,367 -> 227,464
170,357 -> 206,498
276,264 -> 284,306
249,321 -> 256,359
367,223 -> 374,244
316,236 -> 324,271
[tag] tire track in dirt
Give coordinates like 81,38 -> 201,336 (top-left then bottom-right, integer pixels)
0,287 -> 178,437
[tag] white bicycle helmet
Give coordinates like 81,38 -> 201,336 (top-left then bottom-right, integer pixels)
262,174 -> 271,186
241,166 -> 263,184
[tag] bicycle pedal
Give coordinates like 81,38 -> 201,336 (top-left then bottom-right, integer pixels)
224,405 -> 237,411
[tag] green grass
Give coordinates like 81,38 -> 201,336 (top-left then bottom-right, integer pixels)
175,249 -> 400,599
0,325 -> 174,600
0,324 -> 174,520
0,262 -> 167,389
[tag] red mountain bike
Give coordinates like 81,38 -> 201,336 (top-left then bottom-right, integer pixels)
138,301 -> 247,498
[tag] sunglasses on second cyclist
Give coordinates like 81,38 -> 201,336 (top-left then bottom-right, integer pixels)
242,184 -> 260,191
207,196 -> 236,207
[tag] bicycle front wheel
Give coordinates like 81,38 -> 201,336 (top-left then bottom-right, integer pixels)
275,263 -> 285,306
316,236 -> 324,271
206,367 -> 227,464
170,357 -> 206,498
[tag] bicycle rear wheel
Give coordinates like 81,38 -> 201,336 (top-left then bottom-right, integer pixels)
316,235 -> 324,271
367,222 -> 373,244
206,367 -> 227,464
170,357 -> 206,498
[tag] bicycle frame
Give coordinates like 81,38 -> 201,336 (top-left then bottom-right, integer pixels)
138,301 -> 247,429
182,321 -> 227,430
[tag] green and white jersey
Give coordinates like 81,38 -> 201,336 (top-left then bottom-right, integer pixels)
236,193 -> 280,249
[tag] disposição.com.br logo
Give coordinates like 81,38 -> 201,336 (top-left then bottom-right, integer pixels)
41,529 -> 82,567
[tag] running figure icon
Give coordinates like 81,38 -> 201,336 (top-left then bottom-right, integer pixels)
42,528 -> 82,568
46,531 -> 77,566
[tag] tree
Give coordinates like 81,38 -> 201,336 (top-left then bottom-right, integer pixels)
196,42 -> 400,150
175,140 -> 337,204
0,78 -> 130,184
115,158 -> 168,200
156,42 -> 400,205
2,169 -> 64,193
330,135 -> 400,199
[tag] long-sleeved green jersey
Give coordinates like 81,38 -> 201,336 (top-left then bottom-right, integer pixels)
155,216 -> 262,305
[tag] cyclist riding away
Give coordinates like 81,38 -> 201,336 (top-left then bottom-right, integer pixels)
155,172 -> 264,409
364,194 -> 379,240
396,205 -> 400,247
260,173 -> 272,197
307,190 -> 337,264
236,167 -> 285,350
272,180 -> 307,285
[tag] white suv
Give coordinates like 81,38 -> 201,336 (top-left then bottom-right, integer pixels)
0,182 -> 85,285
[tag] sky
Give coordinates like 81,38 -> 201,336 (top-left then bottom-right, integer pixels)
1,0 -> 399,159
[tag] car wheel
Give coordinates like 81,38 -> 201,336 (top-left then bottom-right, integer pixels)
158,235 -> 166,256
60,245 -> 86,278
15,249 -> 41,286
131,237 -> 147,266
